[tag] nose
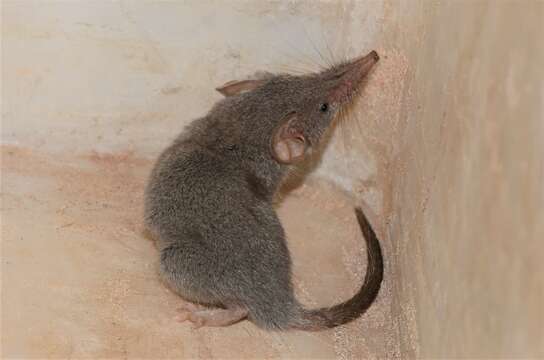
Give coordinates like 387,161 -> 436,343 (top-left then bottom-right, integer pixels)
350,50 -> 380,72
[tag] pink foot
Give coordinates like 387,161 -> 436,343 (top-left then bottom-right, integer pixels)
176,306 -> 248,329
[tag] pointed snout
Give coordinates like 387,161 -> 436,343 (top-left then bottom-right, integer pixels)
327,50 -> 379,103
349,50 -> 379,75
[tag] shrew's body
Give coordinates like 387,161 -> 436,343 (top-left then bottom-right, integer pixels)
145,51 -> 383,330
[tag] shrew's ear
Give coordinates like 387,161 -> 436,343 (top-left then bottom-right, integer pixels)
216,71 -> 272,96
271,113 -> 307,164
215,79 -> 266,97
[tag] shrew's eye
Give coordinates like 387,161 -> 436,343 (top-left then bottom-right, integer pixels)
319,103 -> 329,112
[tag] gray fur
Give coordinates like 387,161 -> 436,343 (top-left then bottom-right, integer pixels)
144,51 -> 382,330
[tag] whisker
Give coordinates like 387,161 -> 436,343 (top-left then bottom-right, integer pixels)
338,8 -> 351,63
337,107 -> 351,166
266,42 -> 321,73
268,63 -> 313,75
268,19 -> 325,71
320,23 -> 336,66
300,20 -> 332,68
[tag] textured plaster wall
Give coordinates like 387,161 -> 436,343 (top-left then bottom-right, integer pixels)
2,0 -> 543,358
372,2 -> 544,357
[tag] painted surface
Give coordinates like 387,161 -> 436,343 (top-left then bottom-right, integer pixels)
376,2 -> 544,357
2,0 -> 543,358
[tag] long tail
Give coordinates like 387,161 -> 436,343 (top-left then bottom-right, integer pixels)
293,207 -> 384,330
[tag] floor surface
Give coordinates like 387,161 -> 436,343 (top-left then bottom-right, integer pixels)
1,145 -> 399,359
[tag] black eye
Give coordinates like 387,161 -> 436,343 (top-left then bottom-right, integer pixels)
319,103 -> 329,112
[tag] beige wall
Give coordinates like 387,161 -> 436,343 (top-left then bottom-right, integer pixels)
375,1 -> 544,357
3,1 -> 543,357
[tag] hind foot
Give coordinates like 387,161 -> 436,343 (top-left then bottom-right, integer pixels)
173,299 -> 208,323
175,300 -> 208,314
176,306 -> 248,329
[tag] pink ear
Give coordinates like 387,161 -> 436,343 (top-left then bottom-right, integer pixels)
215,79 -> 265,97
271,114 -> 307,164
